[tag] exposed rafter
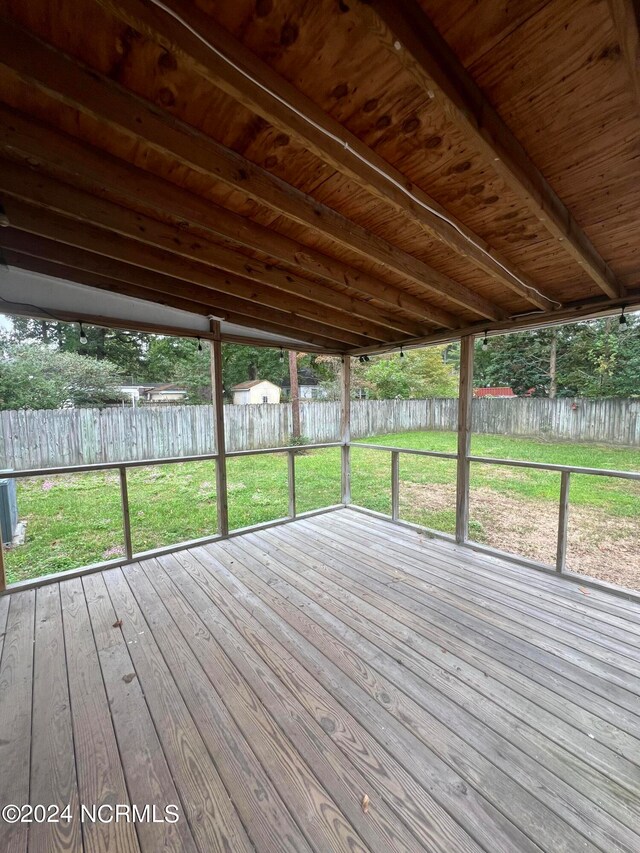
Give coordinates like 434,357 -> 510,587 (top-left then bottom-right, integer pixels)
0,108 -> 443,330
0,200 -> 377,348
0,164 -> 405,345
360,0 -> 624,300
0,152 -> 429,340
349,292 -> 640,356
0,17 -> 507,323
1,238 -> 354,351
92,0 -> 553,311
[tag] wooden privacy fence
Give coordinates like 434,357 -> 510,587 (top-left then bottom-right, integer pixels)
1,396 -> 639,469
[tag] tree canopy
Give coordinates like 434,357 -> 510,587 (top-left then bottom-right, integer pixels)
316,346 -> 459,399
0,316 -> 335,407
359,347 -> 459,399
0,344 -> 122,409
1,309 -> 639,411
4,317 -> 150,379
474,315 -> 640,398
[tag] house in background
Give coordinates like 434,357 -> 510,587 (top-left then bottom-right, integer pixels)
474,387 -> 535,398
282,367 -> 328,400
142,383 -> 188,404
118,383 -> 146,406
232,379 -> 281,405
117,382 -> 188,405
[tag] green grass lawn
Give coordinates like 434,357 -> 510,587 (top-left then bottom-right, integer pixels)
5,433 -> 639,584
353,430 -> 640,523
5,448 -> 342,584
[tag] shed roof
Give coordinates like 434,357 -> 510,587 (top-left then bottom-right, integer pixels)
231,379 -> 279,391
0,0 -> 638,353
146,383 -> 186,393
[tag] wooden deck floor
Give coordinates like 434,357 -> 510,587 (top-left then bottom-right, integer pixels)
1,508 -> 640,853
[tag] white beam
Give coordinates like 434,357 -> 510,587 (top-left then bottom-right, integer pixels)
0,266 -> 315,348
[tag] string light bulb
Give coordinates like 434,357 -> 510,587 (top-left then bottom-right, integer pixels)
619,307 -> 627,329
482,331 -> 489,351
79,322 -> 87,345
399,347 -> 405,358
280,347 -> 285,362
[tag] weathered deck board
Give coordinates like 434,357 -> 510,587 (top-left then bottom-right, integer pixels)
60,578 -> 140,853
131,561 -> 421,853
306,515 -> 640,736
30,584 -> 82,853
1,509 -> 640,852
82,572 -> 197,853
0,591 -> 35,853
238,525 -> 639,843
213,535 -> 624,852
163,548 -> 482,853
103,569 -> 255,853
271,523 -> 640,788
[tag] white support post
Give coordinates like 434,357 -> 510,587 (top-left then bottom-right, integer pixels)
341,356 -> 351,505
456,335 -> 474,544
209,320 -> 229,537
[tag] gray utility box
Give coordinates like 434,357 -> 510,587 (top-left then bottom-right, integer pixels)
0,473 -> 18,545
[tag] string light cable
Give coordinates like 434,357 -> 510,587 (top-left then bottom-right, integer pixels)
146,0 -> 562,311
0,292 -> 65,324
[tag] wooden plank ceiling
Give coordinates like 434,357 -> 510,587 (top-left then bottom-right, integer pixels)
0,0 -> 638,352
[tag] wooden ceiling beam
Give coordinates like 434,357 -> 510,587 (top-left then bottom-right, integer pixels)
94,0 -> 552,310
0,18 -> 500,324
0,164 -> 398,344
359,0 -> 624,300
0,144 -> 429,341
607,0 -> 640,114
0,200 -> 375,348
0,107 -> 442,330
0,236 -> 353,351
348,290 -> 640,356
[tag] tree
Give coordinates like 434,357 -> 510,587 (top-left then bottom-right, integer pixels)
0,316 -> 151,378
0,314 -> 337,403
475,313 -> 640,398
358,347 -> 458,399
0,344 -> 122,410
222,344 -> 289,398
145,336 -> 212,402
221,345 -> 326,400
474,328 -> 560,396
560,316 -> 640,397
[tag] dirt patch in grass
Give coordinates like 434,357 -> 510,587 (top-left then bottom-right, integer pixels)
400,482 -> 457,515
401,482 -> 640,591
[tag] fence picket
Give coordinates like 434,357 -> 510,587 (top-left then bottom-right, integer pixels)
0,397 -> 637,470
